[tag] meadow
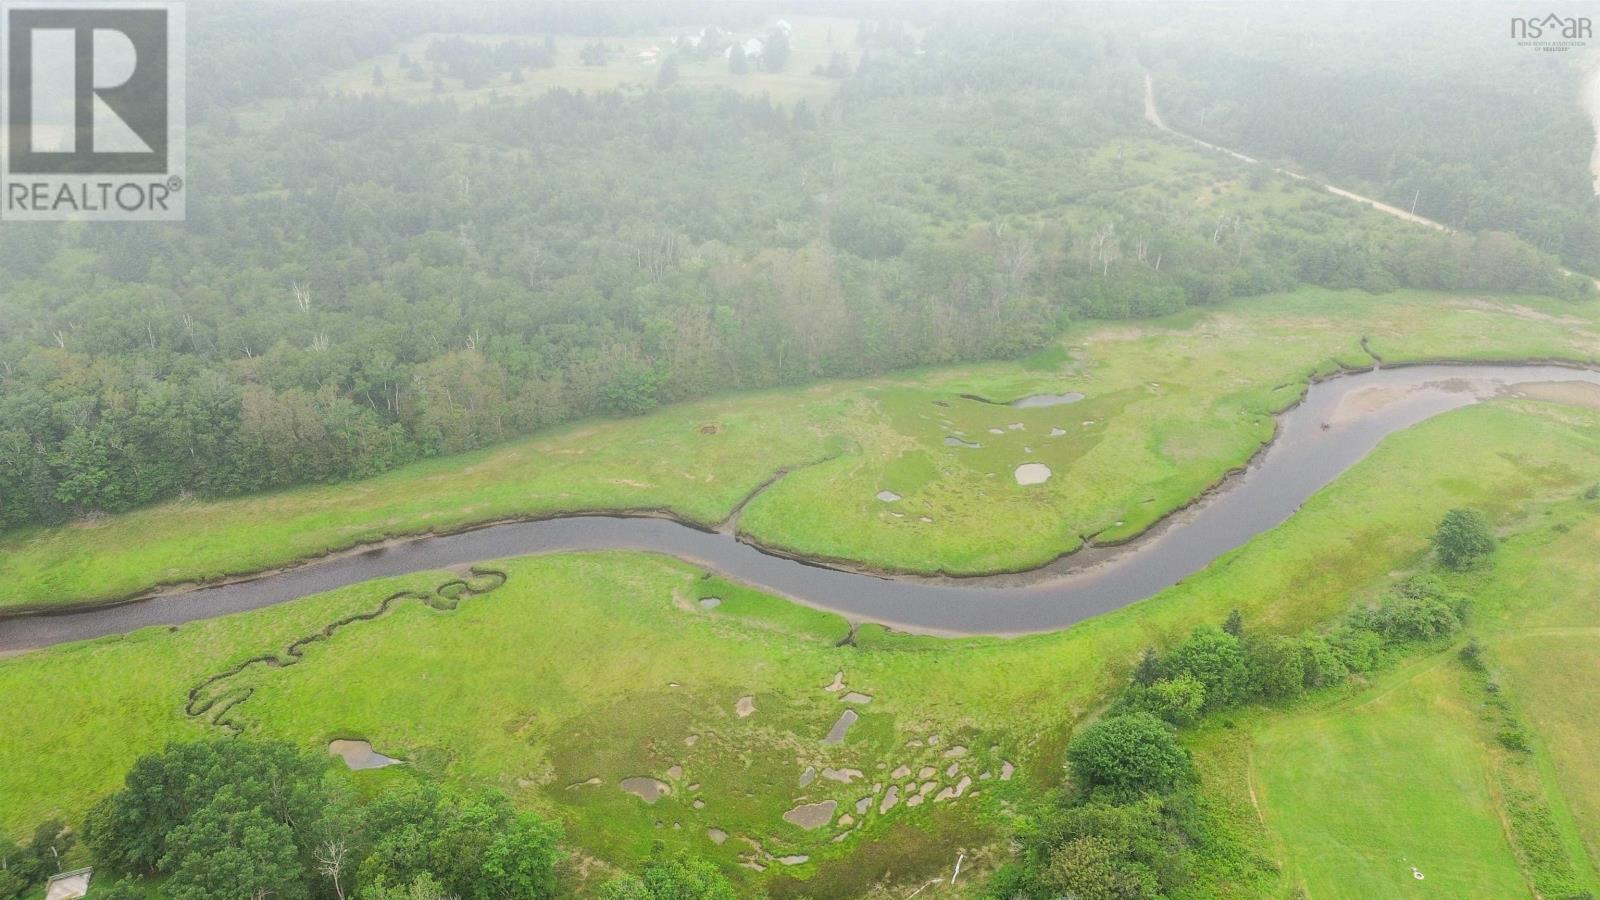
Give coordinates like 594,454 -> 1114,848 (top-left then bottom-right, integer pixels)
1230,496 -> 1600,899
5,394 -> 1599,894
1251,659 -> 1530,897
2,289 -> 1598,615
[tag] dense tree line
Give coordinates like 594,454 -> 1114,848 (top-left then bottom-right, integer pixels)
4,739 -> 742,899
0,5 -> 1584,529
424,36 -> 557,88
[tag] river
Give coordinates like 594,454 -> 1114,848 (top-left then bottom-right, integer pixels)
4,364 -> 1598,652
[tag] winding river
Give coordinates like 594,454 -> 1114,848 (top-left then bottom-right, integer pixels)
3,364 -> 1599,653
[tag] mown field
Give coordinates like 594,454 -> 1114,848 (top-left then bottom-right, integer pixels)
1252,659 -> 1531,897
4,394 -> 1599,894
2,289 -> 1598,614
1223,497 -> 1600,899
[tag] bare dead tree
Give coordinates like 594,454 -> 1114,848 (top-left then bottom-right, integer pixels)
1211,214 -> 1241,247
1089,223 -> 1120,277
315,839 -> 350,900
636,227 -> 678,283
292,281 -> 312,313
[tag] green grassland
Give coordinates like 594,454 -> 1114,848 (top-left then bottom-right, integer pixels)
321,16 -> 866,107
1474,511 -> 1600,877
1220,490 -> 1600,899
1251,658 -> 1531,898
2,289 -> 1598,613
5,396 -> 1599,894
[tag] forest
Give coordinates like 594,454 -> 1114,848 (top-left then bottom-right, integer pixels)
1145,3 -> 1600,274
0,2 -> 1588,529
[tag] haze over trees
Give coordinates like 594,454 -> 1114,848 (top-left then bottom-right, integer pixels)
0,2 -> 1589,532
1145,3 -> 1600,274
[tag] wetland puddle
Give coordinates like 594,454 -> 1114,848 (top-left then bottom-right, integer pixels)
10,364 -> 1600,648
328,739 -> 401,770
620,777 -> 670,803
1010,392 -> 1084,407
1014,463 -> 1052,485
823,710 -> 859,744
782,799 -> 837,830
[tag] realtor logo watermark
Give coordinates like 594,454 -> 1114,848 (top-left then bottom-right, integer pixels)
1,1 -> 184,221
1510,13 -> 1591,52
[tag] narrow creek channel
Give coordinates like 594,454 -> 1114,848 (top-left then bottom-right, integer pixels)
3,364 -> 1599,652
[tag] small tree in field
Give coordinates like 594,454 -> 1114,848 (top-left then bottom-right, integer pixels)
1066,713 -> 1189,796
1433,507 -> 1495,570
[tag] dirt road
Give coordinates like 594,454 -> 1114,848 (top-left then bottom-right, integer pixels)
1141,72 -> 1451,232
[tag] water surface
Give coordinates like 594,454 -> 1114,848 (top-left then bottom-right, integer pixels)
3,364 -> 1597,651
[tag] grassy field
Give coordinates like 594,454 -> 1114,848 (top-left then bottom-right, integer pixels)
2,289 -> 1598,614
321,16 -> 866,107
1224,493 -> 1600,899
1251,657 -> 1531,898
1496,633 -> 1600,876
4,396 -> 1599,893
1473,510 -> 1600,879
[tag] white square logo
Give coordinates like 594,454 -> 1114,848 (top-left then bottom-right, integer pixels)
1,1 -> 185,221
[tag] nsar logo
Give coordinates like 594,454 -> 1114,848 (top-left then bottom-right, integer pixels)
1510,13 -> 1592,51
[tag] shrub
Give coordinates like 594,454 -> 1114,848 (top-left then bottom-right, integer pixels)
86,881 -> 145,900
1293,636 -> 1349,689
1433,507 -> 1496,570
1365,594 -> 1460,643
1044,836 -> 1158,899
1331,625 -> 1384,673
1144,675 -> 1207,725
1066,713 -> 1190,796
1162,626 -> 1247,708
599,853 -> 739,900
1498,727 -> 1532,753
1244,637 -> 1307,701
